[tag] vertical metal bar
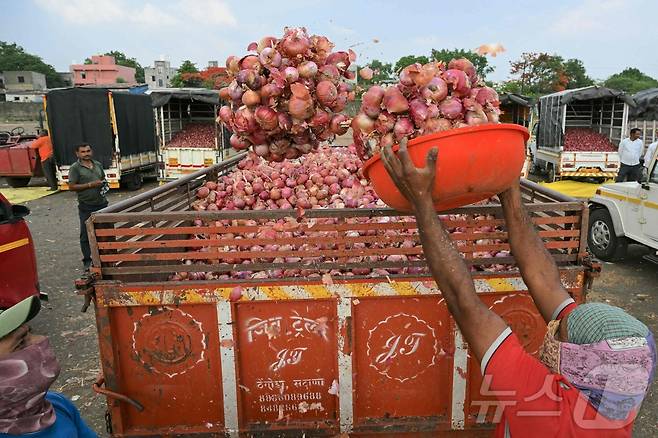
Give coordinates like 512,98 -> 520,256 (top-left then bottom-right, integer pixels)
577,205 -> 589,262
94,288 -> 125,434
337,296 -> 353,434
217,301 -> 239,435
451,326 -> 468,430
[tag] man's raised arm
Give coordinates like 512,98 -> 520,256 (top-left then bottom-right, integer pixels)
382,140 -> 507,361
498,183 -> 571,322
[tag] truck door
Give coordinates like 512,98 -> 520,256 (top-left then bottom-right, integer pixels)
640,159 -> 658,242
0,194 -> 39,308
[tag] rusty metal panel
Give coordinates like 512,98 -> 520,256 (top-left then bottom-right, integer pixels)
351,296 -> 454,432
107,303 -> 224,434
233,299 -> 339,433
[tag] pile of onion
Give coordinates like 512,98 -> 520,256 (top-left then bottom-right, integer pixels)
169,147 -> 514,282
218,27 -> 355,161
352,58 -> 501,161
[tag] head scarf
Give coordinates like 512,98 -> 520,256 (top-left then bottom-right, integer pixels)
0,337 -> 60,434
539,304 -> 656,421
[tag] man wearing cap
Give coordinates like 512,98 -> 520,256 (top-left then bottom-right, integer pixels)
0,296 -> 97,437
382,138 -> 655,437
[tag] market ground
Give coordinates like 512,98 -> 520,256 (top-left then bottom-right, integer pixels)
2,177 -> 657,437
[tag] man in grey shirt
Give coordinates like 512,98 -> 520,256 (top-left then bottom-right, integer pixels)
67,143 -> 108,270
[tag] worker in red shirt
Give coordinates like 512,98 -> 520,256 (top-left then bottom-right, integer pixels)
382,139 -> 655,437
29,129 -> 58,191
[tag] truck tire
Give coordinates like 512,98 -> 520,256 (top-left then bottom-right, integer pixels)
588,208 -> 627,261
6,177 -> 31,188
123,172 -> 143,191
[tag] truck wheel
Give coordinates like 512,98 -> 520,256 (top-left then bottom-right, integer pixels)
6,177 -> 31,188
588,208 -> 627,261
123,172 -> 143,191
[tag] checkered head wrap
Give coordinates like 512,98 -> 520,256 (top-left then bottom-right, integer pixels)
567,303 -> 649,344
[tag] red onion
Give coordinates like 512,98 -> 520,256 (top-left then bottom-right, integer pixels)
393,117 -> 414,140
242,89 -> 261,107
409,99 -> 429,126
259,47 -> 282,67
284,66 -> 299,82
316,80 -> 338,107
439,97 -> 463,120
329,114 -> 349,135
444,69 -> 471,96
254,106 -> 279,130
353,113 -> 375,134
230,134 -> 251,150
448,58 -> 477,82
383,86 -> 409,113
359,67 -> 374,80
280,27 -> 311,56
298,61 -> 318,78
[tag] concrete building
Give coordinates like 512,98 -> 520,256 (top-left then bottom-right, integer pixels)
58,72 -> 73,87
2,71 -> 47,92
70,55 -> 136,86
145,60 -> 177,89
208,60 -> 219,68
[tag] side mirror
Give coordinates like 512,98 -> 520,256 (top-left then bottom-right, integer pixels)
11,204 -> 30,219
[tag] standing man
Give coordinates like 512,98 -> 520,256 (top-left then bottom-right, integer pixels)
616,128 -> 644,182
67,143 -> 108,271
382,139 -> 655,436
29,129 -> 58,191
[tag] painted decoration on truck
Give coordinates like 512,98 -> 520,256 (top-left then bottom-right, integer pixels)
366,312 -> 438,383
352,296 -> 453,423
235,300 -> 338,427
131,306 -> 207,378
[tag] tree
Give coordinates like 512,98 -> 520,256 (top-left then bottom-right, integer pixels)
394,55 -> 429,74
116,77 -> 126,83
503,53 -> 594,96
431,48 -> 494,79
0,41 -> 64,88
357,59 -> 394,87
171,60 -> 202,87
85,51 -> 145,83
604,68 -> 658,94
563,59 -> 594,89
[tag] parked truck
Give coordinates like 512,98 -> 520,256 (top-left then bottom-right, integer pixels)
0,128 -> 42,187
628,87 -> 658,155
529,86 -> 632,182
499,93 -> 535,177
45,88 -> 159,191
79,155 -> 599,437
149,88 -> 231,180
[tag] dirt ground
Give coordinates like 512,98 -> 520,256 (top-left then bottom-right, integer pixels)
2,176 -> 657,437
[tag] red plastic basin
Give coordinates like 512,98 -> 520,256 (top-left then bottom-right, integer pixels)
362,124 -> 529,212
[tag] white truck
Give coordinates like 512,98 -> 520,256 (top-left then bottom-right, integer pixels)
588,146 -> 658,263
149,88 -> 231,180
529,86 -> 632,183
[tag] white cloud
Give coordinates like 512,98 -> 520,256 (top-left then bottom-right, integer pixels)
550,0 -> 628,36
32,0 -> 237,27
33,0 -> 124,23
178,0 -> 237,27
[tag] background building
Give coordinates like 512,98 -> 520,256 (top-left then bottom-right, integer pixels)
70,55 -> 136,86
145,60 -> 177,89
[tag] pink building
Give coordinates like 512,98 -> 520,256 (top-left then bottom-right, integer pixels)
70,55 -> 136,86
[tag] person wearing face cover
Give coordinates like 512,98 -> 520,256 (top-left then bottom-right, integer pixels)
0,296 -> 97,437
382,138 -> 656,437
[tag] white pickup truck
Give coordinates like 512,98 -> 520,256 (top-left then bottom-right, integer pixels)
588,148 -> 658,263
530,86 -> 631,182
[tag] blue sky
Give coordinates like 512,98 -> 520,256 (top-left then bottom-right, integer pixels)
2,0 -> 656,82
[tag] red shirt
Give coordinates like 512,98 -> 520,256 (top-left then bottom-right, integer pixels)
483,300 -> 637,437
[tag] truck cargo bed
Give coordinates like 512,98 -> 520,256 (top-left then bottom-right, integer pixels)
84,155 -> 597,436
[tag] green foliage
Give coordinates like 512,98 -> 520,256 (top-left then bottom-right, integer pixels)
0,41 -> 64,88
116,77 -> 126,83
357,59 -> 394,90
604,68 -> 658,94
394,55 -> 429,74
430,48 -> 494,79
502,52 -> 593,96
171,60 -> 202,87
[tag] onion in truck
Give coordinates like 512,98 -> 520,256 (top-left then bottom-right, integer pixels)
529,86 -> 632,182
